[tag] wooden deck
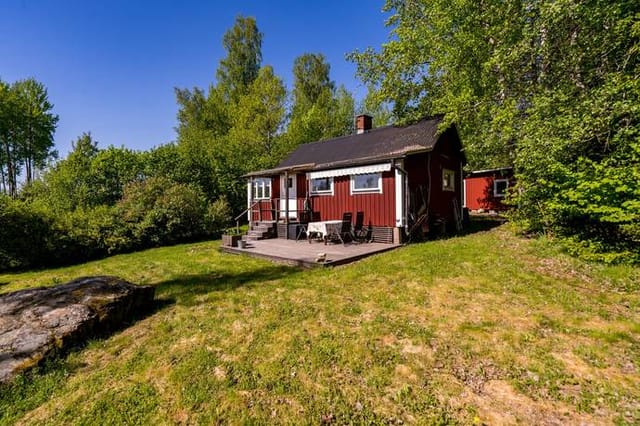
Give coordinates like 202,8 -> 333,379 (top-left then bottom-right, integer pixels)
220,238 -> 401,268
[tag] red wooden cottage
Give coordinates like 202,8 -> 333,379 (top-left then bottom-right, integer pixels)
463,167 -> 514,212
244,114 -> 466,243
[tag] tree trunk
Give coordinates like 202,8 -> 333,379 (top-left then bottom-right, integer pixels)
4,144 -> 15,197
25,121 -> 33,184
0,164 -> 6,194
26,156 -> 32,185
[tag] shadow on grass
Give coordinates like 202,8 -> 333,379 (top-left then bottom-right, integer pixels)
154,264 -> 302,307
460,215 -> 507,236
409,215 -> 507,244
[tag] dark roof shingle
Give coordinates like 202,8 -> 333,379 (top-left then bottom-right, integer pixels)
281,116 -> 443,168
246,116 -> 449,176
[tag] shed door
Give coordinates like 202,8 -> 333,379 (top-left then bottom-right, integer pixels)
279,174 -> 297,219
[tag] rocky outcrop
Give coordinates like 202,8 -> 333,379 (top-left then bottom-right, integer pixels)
0,276 -> 154,383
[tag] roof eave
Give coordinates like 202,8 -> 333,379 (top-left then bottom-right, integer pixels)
242,163 -> 315,178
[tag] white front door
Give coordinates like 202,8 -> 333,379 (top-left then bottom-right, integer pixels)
280,174 -> 297,219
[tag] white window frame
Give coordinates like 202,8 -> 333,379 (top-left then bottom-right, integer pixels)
252,178 -> 271,200
494,179 -> 509,198
442,169 -> 455,192
350,173 -> 382,194
310,177 -> 334,195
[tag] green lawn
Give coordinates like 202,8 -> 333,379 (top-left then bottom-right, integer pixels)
1,224 -> 638,425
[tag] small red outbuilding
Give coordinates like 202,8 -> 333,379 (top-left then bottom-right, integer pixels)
463,167 -> 514,212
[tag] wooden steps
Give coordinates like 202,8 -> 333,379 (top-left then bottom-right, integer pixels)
243,221 -> 277,241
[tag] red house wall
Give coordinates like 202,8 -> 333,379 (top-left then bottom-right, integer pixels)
404,129 -> 464,226
308,171 -> 396,227
464,172 -> 513,211
251,200 -> 274,221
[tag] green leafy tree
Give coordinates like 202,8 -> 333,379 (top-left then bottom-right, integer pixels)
287,53 -> 356,146
216,15 -> 263,103
90,146 -> 143,206
227,65 -> 287,170
351,0 -> 640,261
357,85 -> 394,128
0,78 -> 58,196
36,132 -> 99,211
291,53 -> 334,115
0,80 -> 16,195
509,0 -> 640,261
349,0 -> 519,168
12,78 -> 59,184
141,143 -> 194,184
174,86 -> 226,199
0,80 -> 24,197
329,85 -> 356,136
175,16 -> 265,205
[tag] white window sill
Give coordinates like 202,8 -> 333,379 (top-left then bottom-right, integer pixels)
351,189 -> 382,195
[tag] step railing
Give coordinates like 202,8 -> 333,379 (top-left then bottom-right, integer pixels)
236,198 -> 313,234
234,201 -> 260,234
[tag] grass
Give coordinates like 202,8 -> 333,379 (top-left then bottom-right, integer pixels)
1,222 -> 638,424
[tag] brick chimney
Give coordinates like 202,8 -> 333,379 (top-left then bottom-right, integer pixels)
355,114 -> 373,134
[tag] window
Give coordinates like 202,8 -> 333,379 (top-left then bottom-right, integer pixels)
442,169 -> 455,192
351,173 -> 382,194
310,177 -> 333,195
494,179 -> 509,197
252,178 -> 271,200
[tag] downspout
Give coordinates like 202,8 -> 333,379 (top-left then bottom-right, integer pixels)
284,170 -> 289,239
394,160 -> 409,229
248,177 -> 254,223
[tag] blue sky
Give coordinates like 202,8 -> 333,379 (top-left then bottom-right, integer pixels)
0,0 -> 390,156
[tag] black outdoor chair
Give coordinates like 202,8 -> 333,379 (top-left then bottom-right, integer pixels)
353,211 -> 372,243
296,224 -> 307,241
338,212 -> 354,244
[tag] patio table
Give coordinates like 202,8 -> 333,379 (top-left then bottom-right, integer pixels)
307,220 -> 344,243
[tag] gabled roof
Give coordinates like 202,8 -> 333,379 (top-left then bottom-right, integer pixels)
246,116 -> 453,177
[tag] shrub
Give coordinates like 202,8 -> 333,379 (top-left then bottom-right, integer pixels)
0,175 -> 233,272
117,177 -> 209,247
0,196 -> 54,270
205,198 -> 232,236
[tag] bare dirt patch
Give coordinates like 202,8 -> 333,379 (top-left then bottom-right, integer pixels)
460,379 -> 603,425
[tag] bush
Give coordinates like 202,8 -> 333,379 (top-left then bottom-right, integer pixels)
0,178 -> 232,272
205,198 -> 232,236
0,196 -> 54,270
117,177 -> 209,247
